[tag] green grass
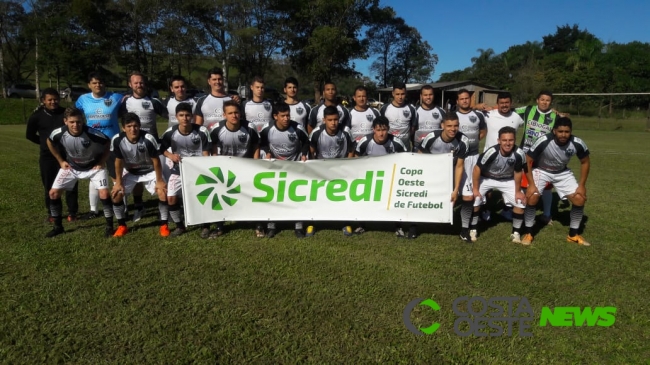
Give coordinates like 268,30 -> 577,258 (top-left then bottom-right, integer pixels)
1,122 -> 650,363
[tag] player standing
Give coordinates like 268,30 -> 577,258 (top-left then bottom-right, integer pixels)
195,67 -> 239,130
284,77 -> 311,129
521,117 -> 591,246
259,102 -> 310,238
308,81 -> 350,134
380,82 -> 417,150
244,76 -> 274,133
349,86 -> 380,143
413,85 -> 446,151
109,113 -> 168,237
164,75 -> 198,127
27,88 -> 79,222
46,107 -> 114,238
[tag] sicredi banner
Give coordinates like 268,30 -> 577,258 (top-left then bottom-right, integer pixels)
180,153 -> 453,225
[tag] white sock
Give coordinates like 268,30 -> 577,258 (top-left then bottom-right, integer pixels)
89,185 -> 99,212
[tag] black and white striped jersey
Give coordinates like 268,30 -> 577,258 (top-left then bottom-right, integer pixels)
355,134 -> 407,156
195,94 -> 232,130
288,101 -> 312,129
308,104 -> 351,130
414,105 -> 446,147
527,133 -> 589,174
209,120 -> 259,158
456,109 -> 487,156
309,124 -> 354,159
164,96 -> 198,127
110,130 -> 160,175
160,124 -> 211,174
380,103 -> 417,148
259,121 -> 310,161
477,144 -> 525,180
349,107 -> 380,142
48,125 -> 109,171
119,95 -> 166,138
244,99 -> 274,133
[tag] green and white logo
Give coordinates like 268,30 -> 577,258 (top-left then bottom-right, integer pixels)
195,167 -> 241,210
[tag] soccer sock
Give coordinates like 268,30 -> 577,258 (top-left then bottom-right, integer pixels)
112,200 -> 126,226
134,194 -> 144,210
569,205 -> 584,236
267,222 -> 276,230
295,222 -> 303,230
524,205 -> 536,230
512,212 -> 524,233
542,188 -> 552,218
89,186 -> 99,212
100,198 -> 113,227
461,200 -> 473,229
159,201 -> 169,224
169,203 -> 183,226
50,198 -> 63,226
470,210 -> 479,229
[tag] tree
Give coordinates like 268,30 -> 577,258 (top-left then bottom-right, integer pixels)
542,24 -> 597,54
365,6 -> 405,87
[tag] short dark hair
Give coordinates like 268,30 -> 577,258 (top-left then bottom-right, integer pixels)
554,116 -> 572,129
497,92 -> 512,101
323,106 -> 339,119
64,107 -> 84,120
273,101 -> 290,115
457,89 -> 471,98
250,76 -> 264,85
40,88 -> 59,100
443,111 -> 459,123
175,102 -> 193,115
498,126 -> 516,137
87,72 -> 104,83
373,116 -> 389,128
121,112 -> 141,126
284,77 -> 299,88
223,100 -> 240,112
393,82 -> 406,90
354,86 -> 367,95
420,85 -> 434,93
207,67 -> 224,79
537,90 -> 553,100
322,81 -> 336,92
169,75 -> 186,86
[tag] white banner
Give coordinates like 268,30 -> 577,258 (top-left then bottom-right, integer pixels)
180,153 -> 453,225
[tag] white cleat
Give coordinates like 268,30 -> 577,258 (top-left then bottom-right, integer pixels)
469,229 -> 478,242
510,232 -> 521,244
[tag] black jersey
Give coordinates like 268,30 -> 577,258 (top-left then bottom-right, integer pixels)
209,120 -> 259,158
110,130 -> 160,175
355,134 -> 407,156
309,124 -> 354,159
48,125 -> 109,171
26,106 -> 66,157
259,121 -> 310,161
527,133 -> 589,174
477,144 -> 526,180
119,95 -> 165,138
160,124 -> 211,174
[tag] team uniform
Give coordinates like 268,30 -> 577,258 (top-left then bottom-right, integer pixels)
110,131 -> 162,195
288,101 -> 312,129
160,124 -> 212,196
527,133 -> 589,200
309,124 -> 354,159
259,121 -> 310,161
195,94 -> 232,130
473,145 -> 526,209
456,110 -> 487,196
355,134 -> 407,156
119,95 -> 165,138
483,110 -> 524,152
349,107 -> 380,142
413,105 -> 446,150
308,104 -> 351,130
244,99 -> 274,133
380,103 -> 417,150
210,120 -> 260,157
515,106 -> 558,152
419,130 -> 470,165
164,96 -> 198,127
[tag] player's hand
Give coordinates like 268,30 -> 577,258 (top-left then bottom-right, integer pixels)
155,180 -> 167,194
111,184 -> 124,199
232,95 -> 241,104
265,153 -> 272,160
526,185 -> 539,199
472,190 -> 482,201
301,155 -> 307,162
60,161 -> 70,170
451,190 -> 458,203
575,185 -> 587,201
169,154 -> 181,163
515,191 -> 526,205
92,164 -> 104,170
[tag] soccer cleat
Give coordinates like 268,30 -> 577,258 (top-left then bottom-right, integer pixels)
209,227 -> 224,239
510,232 -> 521,244
200,227 -> 210,239
470,229 -> 478,242
521,233 -> 534,246
113,225 -> 128,237
170,227 -> 186,237
67,215 -> 78,222
266,229 -> 277,238
104,226 -> 114,238
295,229 -> 305,239
537,215 -> 553,226
132,208 -> 145,222
395,227 -> 406,238
81,211 -> 99,220
45,226 -> 65,238
481,210 -> 491,222
567,235 -> 591,246
255,225 -> 265,238
353,227 -> 365,235
342,226 -> 353,236
459,229 -> 472,243
159,224 -> 170,237
305,225 -> 315,237
408,225 -> 418,239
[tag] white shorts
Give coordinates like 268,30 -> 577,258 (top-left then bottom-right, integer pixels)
532,169 -> 578,200
123,170 -> 159,195
473,178 -> 525,209
168,173 -> 182,197
52,168 -> 109,191
459,154 -> 479,197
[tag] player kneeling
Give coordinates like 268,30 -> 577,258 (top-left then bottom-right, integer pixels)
46,107 -> 114,238
110,113 -> 168,237
472,127 -> 526,243
521,117 -> 591,246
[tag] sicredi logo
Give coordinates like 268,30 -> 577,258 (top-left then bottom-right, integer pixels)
195,167 -> 241,210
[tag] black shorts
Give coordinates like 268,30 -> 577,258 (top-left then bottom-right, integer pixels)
106,154 -> 117,179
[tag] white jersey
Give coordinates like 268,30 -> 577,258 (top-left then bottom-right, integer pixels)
456,109 -> 487,156
119,95 -> 165,138
308,104 -> 351,130
349,107 -> 380,142
414,105 -> 446,147
380,103 -> 416,148
244,99 -> 274,133
195,93 -> 232,130
483,110 -> 524,152
288,101 -> 312,129
164,96 -> 198,127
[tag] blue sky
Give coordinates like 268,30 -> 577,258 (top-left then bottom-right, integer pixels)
355,0 -> 650,81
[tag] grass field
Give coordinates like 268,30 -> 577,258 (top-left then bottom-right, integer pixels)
1,120 -> 650,363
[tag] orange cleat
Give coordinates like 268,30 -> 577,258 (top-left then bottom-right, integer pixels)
113,225 -> 129,237
160,224 -> 170,237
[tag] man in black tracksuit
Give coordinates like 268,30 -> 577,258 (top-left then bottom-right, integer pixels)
26,88 -> 79,221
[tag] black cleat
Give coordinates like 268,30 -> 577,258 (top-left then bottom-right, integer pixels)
459,229 -> 472,243
171,227 -> 186,237
408,225 -> 418,239
295,229 -> 305,239
80,211 -> 99,220
45,226 -> 65,238
266,229 -> 277,238
104,225 -> 114,238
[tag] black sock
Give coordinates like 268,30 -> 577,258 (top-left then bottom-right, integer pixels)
569,205 -> 584,236
134,195 -> 143,210
50,198 -> 63,226
100,198 -> 113,227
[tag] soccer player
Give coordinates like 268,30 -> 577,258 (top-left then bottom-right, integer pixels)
284,77 -> 311,129
308,81 -> 350,134
160,103 -> 212,237
349,86 -> 380,142
259,101 -> 310,238
75,72 -> 123,219
208,100 -> 260,238
27,88 -> 79,222
413,85 -> 446,151
46,107 -> 114,238
355,116 -> 411,238
164,75 -> 198,127
380,82 -> 417,150
521,117 -> 590,246
472,126 -> 526,243
417,112 -> 471,241
195,67 -> 240,130
455,89 -> 487,241
244,76 -> 274,133
309,106 -> 355,236
110,113 -> 168,237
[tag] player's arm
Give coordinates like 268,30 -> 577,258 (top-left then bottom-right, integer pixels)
26,113 -> 40,144
194,98 -> 205,126
112,157 -> 125,198
525,154 -> 538,198
452,157 -> 464,203
151,156 -> 167,194
576,155 -> 590,199
472,164 -> 481,199
299,129 -> 310,161
46,138 -> 69,169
